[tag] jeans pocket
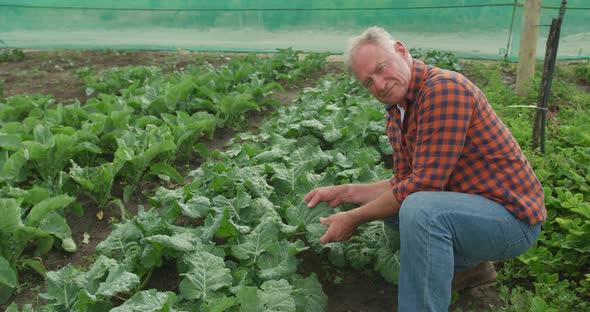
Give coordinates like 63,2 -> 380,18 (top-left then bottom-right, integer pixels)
500,223 -> 541,260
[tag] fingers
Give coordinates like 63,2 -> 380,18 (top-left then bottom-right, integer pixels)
304,189 -> 321,208
303,189 -> 317,203
306,195 -> 321,208
305,189 -> 327,208
319,231 -> 332,244
305,187 -> 337,208
319,217 -> 332,244
305,185 -> 347,208
318,212 -> 358,244
328,199 -> 342,207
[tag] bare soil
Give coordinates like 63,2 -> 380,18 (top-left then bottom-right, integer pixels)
0,49 -> 503,311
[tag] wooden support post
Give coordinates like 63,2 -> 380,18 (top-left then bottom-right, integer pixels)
516,0 -> 542,96
532,0 -> 567,153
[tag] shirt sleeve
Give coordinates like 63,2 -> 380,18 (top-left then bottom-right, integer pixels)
386,109 -> 411,189
390,144 -> 411,187
391,77 -> 473,203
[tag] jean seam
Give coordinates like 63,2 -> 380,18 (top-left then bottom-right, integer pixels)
432,209 -> 526,228
424,218 -> 432,309
500,224 -> 536,259
431,209 -> 531,261
425,215 -> 447,309
500,236 -> 526,259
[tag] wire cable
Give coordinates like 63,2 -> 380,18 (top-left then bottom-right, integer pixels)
0,3 -> 520,12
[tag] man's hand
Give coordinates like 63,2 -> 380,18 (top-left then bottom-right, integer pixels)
304,180 -> 400,244
304,185 -> 349,208
319,211 -> 359,244
304,180 -> 391,208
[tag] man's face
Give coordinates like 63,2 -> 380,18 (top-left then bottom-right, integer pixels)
350,41 -> 412,105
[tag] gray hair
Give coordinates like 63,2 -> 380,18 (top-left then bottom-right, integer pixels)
344,26 -> 396,70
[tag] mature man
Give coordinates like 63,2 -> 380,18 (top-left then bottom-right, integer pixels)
304,27 -> 545,311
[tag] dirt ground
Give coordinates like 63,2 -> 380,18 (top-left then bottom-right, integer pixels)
0,49 -> 504,311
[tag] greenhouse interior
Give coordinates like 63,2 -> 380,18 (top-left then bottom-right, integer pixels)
1,1 -> 590,312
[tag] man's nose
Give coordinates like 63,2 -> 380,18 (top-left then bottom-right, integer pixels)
374,76 -> 387,92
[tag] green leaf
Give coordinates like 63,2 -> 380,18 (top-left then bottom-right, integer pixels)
0,257 -> 17,304
21,187 -> 52,205
201,294 -> 239,312
115,146 -> 135,161
37,212 -> 76,252
237,166 -> 274,198
96,266 -> 140,297
258,279 -> 296,312
73,289 -> 112,312
69,161 -> 120,207
231,219 -> 279,264
256,240 -> 298,281
571,203 -> 590,220
1,150 -> 27,181
251,148 -> 289,164
145,234 -> 196,252
179,251 -> 232,300
300,119 -> 325,133
201,208 -> 230,242
109,289 -> 177,312
0,134 -> 22,151
215,208 -> 242,239
345,241 -> 374,270
76,255 -> 118,294
149,162 -> 183,184
235,286 -> 259,312
25,195 -> 75,226
95,221 -> 143,258
40,266 -> 80,310
0,198 -> 22,233
292,273 -> 328,312
374,249 -> 401,284
5,303 -> 34,312
177,195 -> 211,219
286,201 -> 333,230
21,258 -> 47,276
13,225 -> 53,255
304,223 -> 329,252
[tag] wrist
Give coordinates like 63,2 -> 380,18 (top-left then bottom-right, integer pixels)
341,184 -> 353,202
346,206 -> 367,226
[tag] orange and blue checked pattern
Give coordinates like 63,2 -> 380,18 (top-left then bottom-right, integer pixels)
386,60 -> 546,225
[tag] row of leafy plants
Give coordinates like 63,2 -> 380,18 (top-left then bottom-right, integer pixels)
0,48 -> 329,306
2,48 -> 589,311
3,61 -> 404,310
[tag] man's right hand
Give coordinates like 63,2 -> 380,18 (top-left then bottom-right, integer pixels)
304,180 -> 392,208
303,185 -> 349,208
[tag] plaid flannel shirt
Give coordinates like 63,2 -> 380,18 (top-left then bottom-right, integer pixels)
386,60 -> 546,225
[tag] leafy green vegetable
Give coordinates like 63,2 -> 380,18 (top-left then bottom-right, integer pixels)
257,279 -> 296,312
292,273 -> 328,312
179,251 -> 232,300
109,289 -> 177,312
0,257 -> 17,305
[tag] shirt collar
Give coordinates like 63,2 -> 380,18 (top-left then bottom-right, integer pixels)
385,59 -> 428,113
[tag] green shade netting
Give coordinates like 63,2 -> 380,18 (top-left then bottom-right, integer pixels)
0,0 -> 588,60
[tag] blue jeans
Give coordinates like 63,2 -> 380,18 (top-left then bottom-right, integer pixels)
385,191 -> 541,311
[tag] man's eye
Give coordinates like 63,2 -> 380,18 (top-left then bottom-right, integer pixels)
377,64 -> 385,73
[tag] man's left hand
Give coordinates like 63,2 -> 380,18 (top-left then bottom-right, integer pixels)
319,211 -> 360,244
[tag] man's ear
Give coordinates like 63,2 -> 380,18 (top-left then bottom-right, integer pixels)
394,41 -> 407,56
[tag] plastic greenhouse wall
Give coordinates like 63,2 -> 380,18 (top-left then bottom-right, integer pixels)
0,0 -> 589,60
